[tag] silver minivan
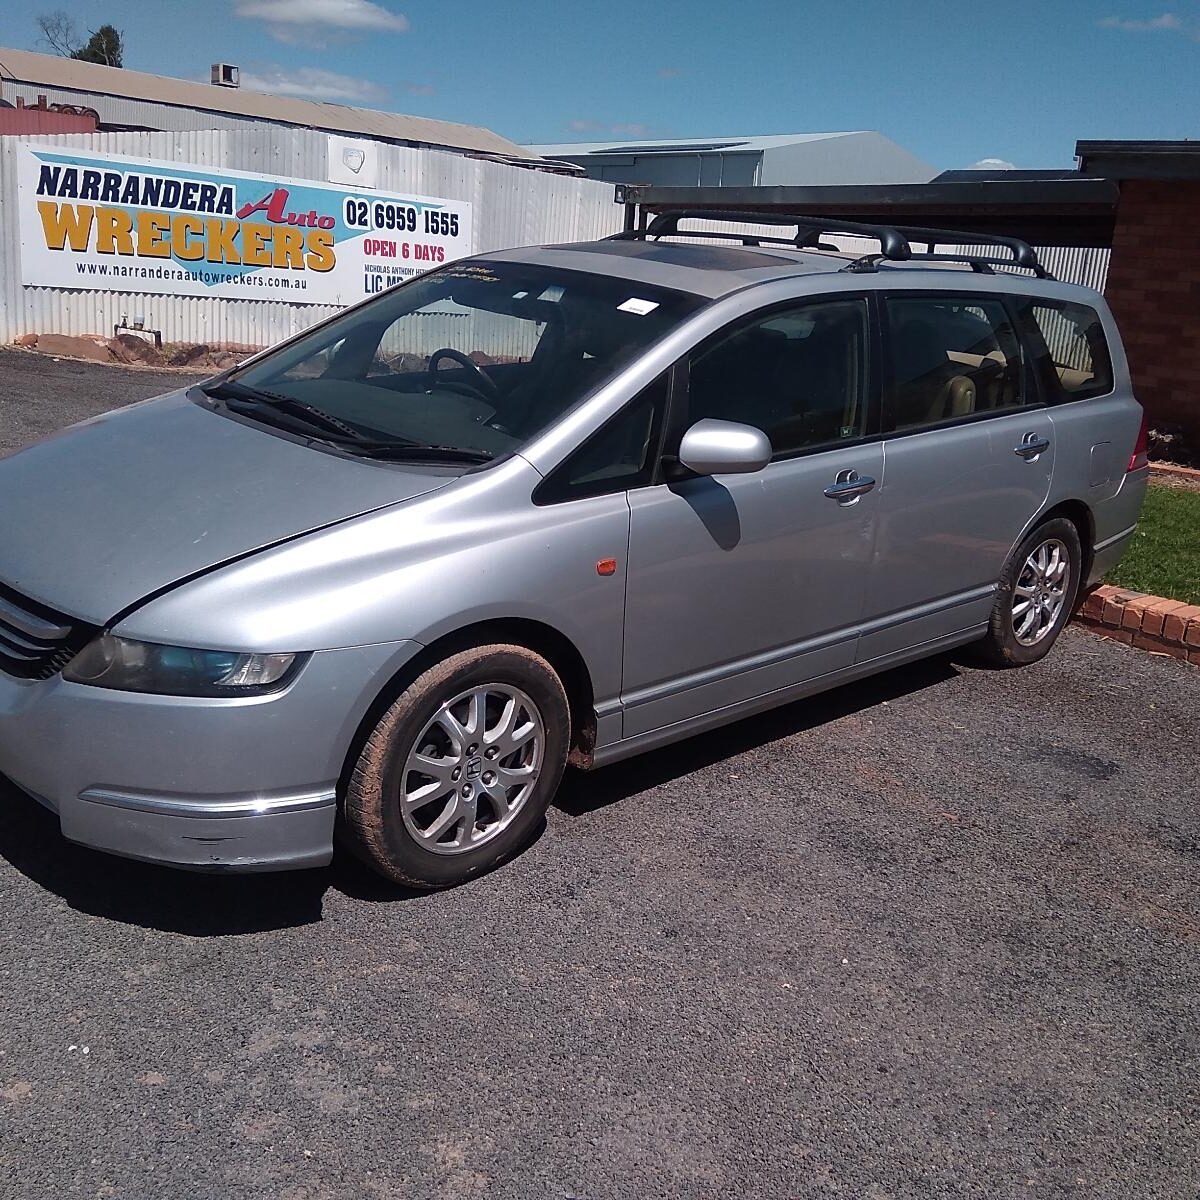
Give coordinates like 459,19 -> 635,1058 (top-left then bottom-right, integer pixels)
0,214 -> 1148,887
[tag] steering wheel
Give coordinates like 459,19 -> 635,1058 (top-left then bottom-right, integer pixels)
426,347 -> 500,404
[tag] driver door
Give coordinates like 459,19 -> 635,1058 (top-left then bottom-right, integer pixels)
620,296 -> 883,737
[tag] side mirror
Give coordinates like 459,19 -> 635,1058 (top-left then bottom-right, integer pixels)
676,419 -> 772,477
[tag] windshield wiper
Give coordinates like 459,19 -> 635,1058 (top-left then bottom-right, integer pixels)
203,380 -> 369,442
202,381 -> 494,464
341,442 -> 495,464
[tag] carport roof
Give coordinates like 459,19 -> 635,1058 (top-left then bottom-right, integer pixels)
618,177 -> 1121,248
1076,140 -> 1200,181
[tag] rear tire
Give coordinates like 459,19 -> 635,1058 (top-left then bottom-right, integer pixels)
974,517 -> 1082,668
343,644 -> 570,888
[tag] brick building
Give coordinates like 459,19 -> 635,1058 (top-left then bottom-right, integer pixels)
1077,142 -> 1200,446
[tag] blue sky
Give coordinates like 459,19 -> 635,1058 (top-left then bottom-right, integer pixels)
3,0 -> 1198,169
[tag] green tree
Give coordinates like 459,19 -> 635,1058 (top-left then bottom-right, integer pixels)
72,25 -> 124,67
36,12 -> 124,67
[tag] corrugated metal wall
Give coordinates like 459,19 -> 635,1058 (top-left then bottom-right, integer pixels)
656,224 -> 1111,292
0,129 -> 623,346
946,243 -> 1110,290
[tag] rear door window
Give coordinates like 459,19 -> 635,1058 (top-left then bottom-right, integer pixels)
1021,300 -> 1114,402
884,296 -> 1029,432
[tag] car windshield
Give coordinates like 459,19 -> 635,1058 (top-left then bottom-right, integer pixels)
225,260 -> 703,461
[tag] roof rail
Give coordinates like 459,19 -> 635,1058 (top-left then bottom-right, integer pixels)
606,208 -> 1054,279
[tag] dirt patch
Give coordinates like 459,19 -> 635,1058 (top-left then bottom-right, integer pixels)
13,333 -> 260,374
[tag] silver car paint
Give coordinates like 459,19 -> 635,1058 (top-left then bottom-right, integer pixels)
622,441 -> 886,736
0,242 -> 1148,871
0,392 -> 454,620
860,408 -> 1056,659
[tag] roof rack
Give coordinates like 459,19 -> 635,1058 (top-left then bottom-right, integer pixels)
606,208 -> 1054,279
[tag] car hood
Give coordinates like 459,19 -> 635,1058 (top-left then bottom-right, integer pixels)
0,391 -> 454,624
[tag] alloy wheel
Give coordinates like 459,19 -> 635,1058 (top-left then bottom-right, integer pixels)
1011,537 -> 1071,647
399,684 -> 545,855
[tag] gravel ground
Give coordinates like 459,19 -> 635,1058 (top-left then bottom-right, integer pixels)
0,346 -> 207,456
1,353 -> 1198,1199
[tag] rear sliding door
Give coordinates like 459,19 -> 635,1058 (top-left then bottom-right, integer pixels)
858,291 -> 1054,661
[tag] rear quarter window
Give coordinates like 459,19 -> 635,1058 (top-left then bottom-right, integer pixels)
1024,300 -> 1114,403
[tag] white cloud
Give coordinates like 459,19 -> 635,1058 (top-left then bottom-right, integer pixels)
967,157 -> 1017,170
1099,12 -> 1199,37
404,82 -> 435,96
235,0 -> 409,38
657,67 -> 681,79
239,65 -> 388,103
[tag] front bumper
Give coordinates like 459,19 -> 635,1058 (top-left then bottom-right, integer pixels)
0,639 -> 420,872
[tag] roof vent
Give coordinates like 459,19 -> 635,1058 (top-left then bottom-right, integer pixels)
210,63 -> 240,89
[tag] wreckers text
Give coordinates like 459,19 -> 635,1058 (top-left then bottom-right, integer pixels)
37,202 -> 336,272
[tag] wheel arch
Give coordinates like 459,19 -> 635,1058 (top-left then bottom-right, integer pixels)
1035,498 -> 1095,598
338,618 -> 599,800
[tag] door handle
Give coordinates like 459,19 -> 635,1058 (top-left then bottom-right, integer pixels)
1014,434 -> 1051,461
823,469 -> 876,505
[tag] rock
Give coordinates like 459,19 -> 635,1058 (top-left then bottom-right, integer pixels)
107,333 -> 164,366
13,333 -> 38,347
35,334 -> 114,363
162,342 -> 212,367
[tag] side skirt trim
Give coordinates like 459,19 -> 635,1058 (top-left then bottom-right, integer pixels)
591,624 -> 984,769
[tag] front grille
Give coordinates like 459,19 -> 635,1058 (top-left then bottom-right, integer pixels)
0,582 -> 95,680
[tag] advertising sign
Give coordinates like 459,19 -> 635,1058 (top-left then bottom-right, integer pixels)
18,145 -> 473,305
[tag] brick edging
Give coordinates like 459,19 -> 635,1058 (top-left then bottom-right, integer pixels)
1150,462 -> 1200,484
1075,585 -> 1200,664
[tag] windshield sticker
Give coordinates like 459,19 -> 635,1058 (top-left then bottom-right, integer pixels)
537,285 -> 565,303
618,297 -> 660,315
440,264 -> 500,283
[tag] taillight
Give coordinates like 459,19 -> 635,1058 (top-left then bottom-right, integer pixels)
1127,413 -> 1149,473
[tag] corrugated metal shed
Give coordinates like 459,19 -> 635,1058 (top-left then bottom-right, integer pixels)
524,131 -> 936,188
0,129 -> 623,346
0,46 -> 534,161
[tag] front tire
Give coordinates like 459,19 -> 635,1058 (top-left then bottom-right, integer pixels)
975,517 -> 1082,667
343,644 -> 570,887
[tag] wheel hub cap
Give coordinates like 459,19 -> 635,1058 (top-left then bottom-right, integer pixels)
1011,537 -> 1071,647
399,683 -> 545,856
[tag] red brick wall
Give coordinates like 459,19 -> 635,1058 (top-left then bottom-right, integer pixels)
1103,180 -> 1200,444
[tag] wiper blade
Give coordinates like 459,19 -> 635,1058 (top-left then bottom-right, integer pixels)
342,442 -> 495,464
202,382 -> 493,464
203,380 -> 368,442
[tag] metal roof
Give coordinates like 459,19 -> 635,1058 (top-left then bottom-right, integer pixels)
618,178 -> 1121,247
525,132 -> 870,158
0,46 -> 534,160
1076,139 -> 1200,181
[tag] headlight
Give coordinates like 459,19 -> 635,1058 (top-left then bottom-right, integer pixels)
63,634 -> 303,696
